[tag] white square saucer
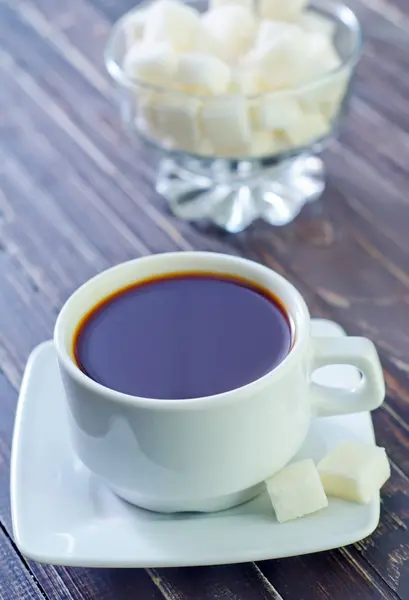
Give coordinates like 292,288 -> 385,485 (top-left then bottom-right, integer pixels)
11,319 -> 380,567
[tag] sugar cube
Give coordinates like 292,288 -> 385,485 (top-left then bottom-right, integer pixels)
255,19 -> 285,50
284,109 -> 330,147
151,94 -> 202,152
194,27 -> 227,59
296,31 -> 340,86
210,0 -> 254,9
260,0 -> 307,22
299,10 -> 336,38
245,25 -> 308,89
143,0 -> 201,52
251,92 -> 302,130
318,442 -> 391,504
198,139 -> 214,156
248,131 -> 278,156
175,53 -> 232,94
123,42 -> 178,87
200,96 -> 252,154
234,67 -> 265,95
266,459 -> 328,523
202,6 -> 257,61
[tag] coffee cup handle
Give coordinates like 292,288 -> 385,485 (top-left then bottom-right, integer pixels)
309,337 -> 385,417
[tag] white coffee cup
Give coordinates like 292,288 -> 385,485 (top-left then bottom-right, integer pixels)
54,252 -> 385,513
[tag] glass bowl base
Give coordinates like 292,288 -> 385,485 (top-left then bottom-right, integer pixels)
156,154 -> 325,233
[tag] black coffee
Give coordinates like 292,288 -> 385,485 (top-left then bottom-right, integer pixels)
74,273 -> 292,399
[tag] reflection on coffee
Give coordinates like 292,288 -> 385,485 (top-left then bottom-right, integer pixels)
73,273 -> 292,399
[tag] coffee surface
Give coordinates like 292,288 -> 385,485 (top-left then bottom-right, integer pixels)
74,274 -> 292,399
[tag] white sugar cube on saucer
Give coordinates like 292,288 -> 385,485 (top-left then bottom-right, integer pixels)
175,53 -> 232,94
266,459 -> 328,523
318,442 -> 391,504
123,42 -> 178,87
143,0 -> 201,52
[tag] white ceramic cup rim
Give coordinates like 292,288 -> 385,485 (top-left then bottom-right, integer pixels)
54,252 -> 310,410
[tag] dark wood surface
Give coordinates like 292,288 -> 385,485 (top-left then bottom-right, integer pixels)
1,0 -> 409,598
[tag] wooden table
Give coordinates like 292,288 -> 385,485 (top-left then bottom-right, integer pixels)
1,0 -> 409,598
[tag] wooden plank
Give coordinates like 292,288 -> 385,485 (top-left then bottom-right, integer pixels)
351,0 -> 409,44
373,409 -> 409,481
0,528 -> 47,600
354,467 -> 409,597
147,565 -> 284,600
22,565 -> 165,600
355,50 -> 409,132
86,0 -> 143,22
258,547 -> 401,600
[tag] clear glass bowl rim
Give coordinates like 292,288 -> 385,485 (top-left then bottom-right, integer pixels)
104,0 -> 363,101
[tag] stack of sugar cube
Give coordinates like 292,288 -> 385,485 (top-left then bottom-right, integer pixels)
266,441 -> 390,523
121,0 -> 350,157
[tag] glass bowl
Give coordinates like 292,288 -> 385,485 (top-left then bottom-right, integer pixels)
105,0 -> 362,232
